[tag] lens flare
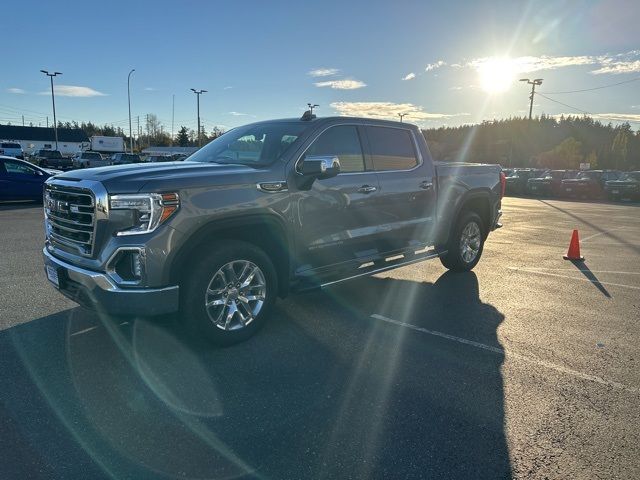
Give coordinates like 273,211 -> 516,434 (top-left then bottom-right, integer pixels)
478,58 -> 516,93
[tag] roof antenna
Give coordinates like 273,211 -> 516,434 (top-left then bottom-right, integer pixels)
301,103 -> 319,120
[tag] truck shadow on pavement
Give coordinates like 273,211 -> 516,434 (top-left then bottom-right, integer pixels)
0,271 -> 511,479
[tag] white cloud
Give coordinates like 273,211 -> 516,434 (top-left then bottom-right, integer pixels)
468,50 -> 640,75
7,88 -> 26,94
552,112 -> 640,123
402,72 -> 416,81
425,60 -> 446,72
591,60 -> 640,74
229,111 -> 248,116
223,86 -> 233,90
589,113 -> 640,122
315,79 -> 366,90
38,85 -> 107,97
144,87 -> 156,91
330,101 -> 468,121
308,68 -> 339,77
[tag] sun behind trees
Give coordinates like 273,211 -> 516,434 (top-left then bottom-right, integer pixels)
423,115 -> 639,170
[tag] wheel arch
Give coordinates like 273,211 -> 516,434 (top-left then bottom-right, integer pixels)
438,189 -> 493,245
169,214 -> 292,297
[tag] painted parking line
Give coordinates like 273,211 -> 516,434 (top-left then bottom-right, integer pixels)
514,268 -> 640,275
581,227 -> 626,243
70,325 -> 99,337
507,267 -> 640,291
70,321 -> 130,336
370,314 -> 639,394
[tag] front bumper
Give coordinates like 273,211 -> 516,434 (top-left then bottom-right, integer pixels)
43,248 -> 179,316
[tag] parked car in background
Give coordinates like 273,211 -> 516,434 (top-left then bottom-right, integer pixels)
110,153 -> 142,165
527,169 -> 578,196
605,171 -> 640,201
0,141 -> 24,159
32,149 -> 73,170
144,154 -> 174,163
72,151 -> 110,169
561,170 -> 622,199
0,156 -> 61,202
505,168 -> 546,196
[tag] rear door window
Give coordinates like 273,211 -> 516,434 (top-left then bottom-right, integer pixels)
366,126 -> 419,171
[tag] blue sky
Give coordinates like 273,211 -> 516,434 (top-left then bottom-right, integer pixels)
2,0 -> 639,134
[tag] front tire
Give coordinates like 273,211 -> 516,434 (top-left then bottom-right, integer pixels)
438,211 -> 485,272
181,241 -> 278,346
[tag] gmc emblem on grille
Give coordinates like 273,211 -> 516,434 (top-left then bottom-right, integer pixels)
47,198 -> 70,213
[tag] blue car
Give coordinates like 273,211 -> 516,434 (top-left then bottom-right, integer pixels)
0,156 -> 61,202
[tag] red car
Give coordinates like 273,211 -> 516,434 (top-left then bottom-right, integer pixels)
561,170 -> 622,199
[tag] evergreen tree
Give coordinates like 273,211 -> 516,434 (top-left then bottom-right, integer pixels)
176,126 -> 190,146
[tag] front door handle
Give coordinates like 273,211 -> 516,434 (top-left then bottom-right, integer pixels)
419,181 -> 433,190
358,185 -> 377,194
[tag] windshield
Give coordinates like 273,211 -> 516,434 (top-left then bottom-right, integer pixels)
620,172 -> 640,181
188,122 -> 307,166
576,171 -> 600,180
83,152 -> 102,160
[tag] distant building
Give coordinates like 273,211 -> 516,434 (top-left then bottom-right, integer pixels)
141,146 -> 199,156
0,125 -> 90,156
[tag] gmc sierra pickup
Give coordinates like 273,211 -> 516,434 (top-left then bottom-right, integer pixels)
43,115 -> 504,344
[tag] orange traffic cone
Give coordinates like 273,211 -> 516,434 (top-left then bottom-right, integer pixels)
563,229 -> 585,261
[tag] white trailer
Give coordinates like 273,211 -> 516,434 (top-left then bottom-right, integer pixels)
90,136 -> 125,153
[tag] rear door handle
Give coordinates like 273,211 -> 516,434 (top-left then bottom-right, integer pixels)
358,185 -> 377,193
419,181 -> 433,190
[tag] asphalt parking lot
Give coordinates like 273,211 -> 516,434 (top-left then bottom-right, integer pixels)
1,197 -> 639,479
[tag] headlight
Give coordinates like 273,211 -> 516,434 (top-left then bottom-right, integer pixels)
109,193 -> 179,236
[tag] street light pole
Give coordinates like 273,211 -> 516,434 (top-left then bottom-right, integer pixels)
128,69 -> 135,153
191,88 -> 207,147
40,70 -> 62,150
398,113 -> 408,122
520,78 -> 543,120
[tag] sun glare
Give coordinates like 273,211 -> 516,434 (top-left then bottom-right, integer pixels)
478,58 -> 516,93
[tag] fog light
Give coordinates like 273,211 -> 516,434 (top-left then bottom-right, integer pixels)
108,248 -> 146,284
131,252 -> 143,279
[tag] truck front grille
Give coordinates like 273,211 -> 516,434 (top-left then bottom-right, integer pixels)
45,185 -> 96,257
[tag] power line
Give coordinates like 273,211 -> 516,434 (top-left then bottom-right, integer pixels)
537,93 -> 591,115
540,76 -> 640,94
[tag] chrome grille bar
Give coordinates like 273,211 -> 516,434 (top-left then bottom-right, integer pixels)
45,185 -> 97,256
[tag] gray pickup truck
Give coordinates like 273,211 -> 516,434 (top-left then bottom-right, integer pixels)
43,115 -> 504,344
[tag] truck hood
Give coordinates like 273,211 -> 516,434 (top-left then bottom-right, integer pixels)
53,161 -> 265,193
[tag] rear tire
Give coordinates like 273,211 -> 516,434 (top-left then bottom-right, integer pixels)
438,211 -> 485,272
180,241 -> 278,346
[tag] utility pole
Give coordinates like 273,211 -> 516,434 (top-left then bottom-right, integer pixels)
145,114 -> 150,148
520,78 -> 543,120
171,94 -> 175,146
127,69 -> 135,153
22,115 -> 24,126
190,88 -> 207,147
398,113 -> 408,122
46,116 -> 49,128
40,70 -> 62,150
307,103 -> 319,115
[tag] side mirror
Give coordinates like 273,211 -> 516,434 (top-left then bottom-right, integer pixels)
301,155 -> 341,179
34,170 -> 44,176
